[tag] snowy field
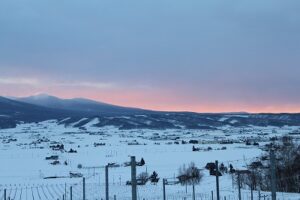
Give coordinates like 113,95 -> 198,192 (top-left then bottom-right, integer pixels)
0,119 -> 299,200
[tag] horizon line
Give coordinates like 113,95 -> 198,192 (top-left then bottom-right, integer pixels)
2,93 -> 300,115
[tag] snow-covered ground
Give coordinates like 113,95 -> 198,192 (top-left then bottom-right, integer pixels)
0,120 -> 299,200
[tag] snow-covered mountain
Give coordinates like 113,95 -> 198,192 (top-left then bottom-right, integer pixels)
17,94 -> 148,115
0,96 -> 76,129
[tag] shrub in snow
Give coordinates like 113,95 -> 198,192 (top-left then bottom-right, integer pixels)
177,162 -> 203,186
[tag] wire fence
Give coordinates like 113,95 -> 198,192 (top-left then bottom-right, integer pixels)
0,179 -> 299,200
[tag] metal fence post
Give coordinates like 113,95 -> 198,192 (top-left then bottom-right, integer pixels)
106,165 -> 109,200
83,177 -> 86,200
131,156 -> 137,200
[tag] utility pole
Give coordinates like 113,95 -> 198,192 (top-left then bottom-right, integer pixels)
270,149 -> 276,200
65,183 -> 67,199
211,191 -> 213,200
105,165 -> 109,200
4,189 -> 6,200
163,179 -> 166,200
215,160 -> 220,200
131,156 -> 137,200
192,184 -> 195,200
250,183 -> 253,200
70,186 -> 73,200
237,172 -> 241,200
83,177 -> 86,200
250,172 -> 254,200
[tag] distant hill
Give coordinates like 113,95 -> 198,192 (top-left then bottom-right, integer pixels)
0,96 -> 76,128
16,94 -> 149,116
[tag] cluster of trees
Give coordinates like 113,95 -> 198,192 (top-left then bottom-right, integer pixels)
205,162 -> 235,176
137,171 -> 159,184
176,162 -> 203,199
177,162 -> 203,185
127,171 -> 159,185
239,136 -> 300,193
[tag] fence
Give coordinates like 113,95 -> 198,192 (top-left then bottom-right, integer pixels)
0,156 -> 299,200
0,181 -> 299,200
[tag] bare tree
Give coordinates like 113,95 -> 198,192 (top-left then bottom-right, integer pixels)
137,172 -> 149,185
177,162 -> 204,185
240,136 -> 300,193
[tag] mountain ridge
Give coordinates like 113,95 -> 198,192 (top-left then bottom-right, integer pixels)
15,94 -> 151,115
1,95 -> 300,130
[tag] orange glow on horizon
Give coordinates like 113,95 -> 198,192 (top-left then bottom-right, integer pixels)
6,88 -> 300,114
38,91 -> 300,113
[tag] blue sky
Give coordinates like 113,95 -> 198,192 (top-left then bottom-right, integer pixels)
0,0 -> 300,112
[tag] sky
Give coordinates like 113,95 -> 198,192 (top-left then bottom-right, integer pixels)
0,0 -> 300,113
